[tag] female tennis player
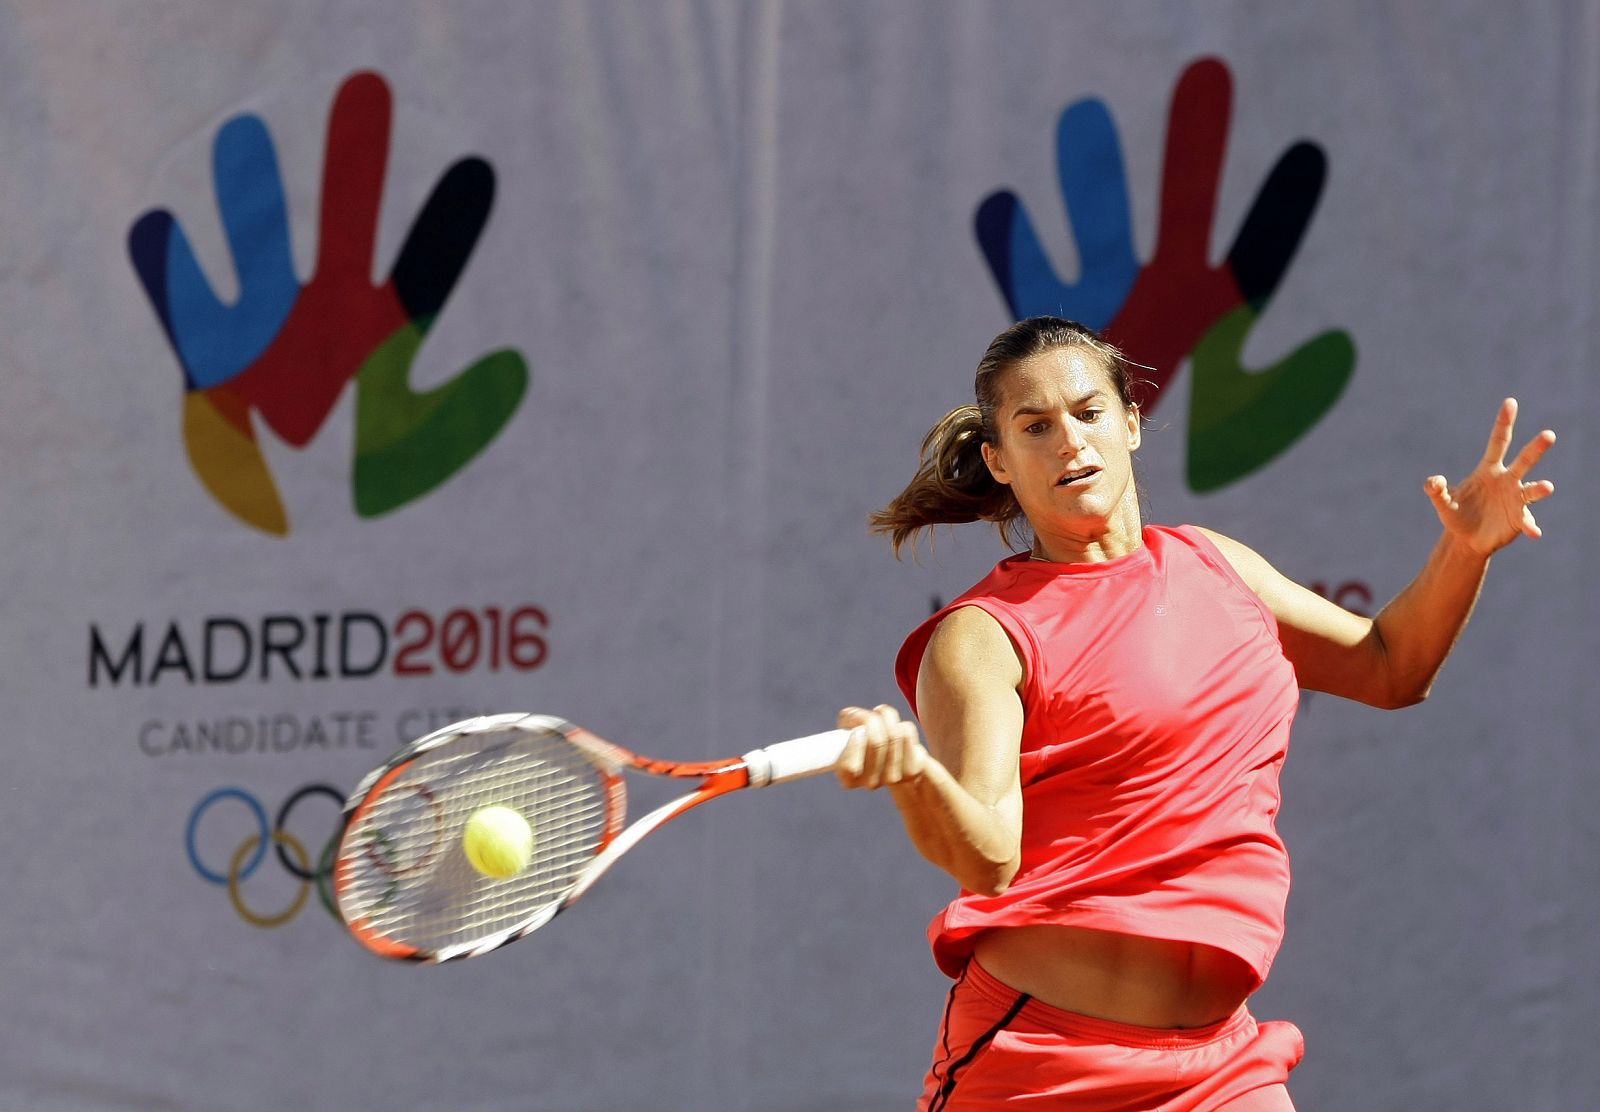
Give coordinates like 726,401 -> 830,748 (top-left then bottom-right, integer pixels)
835,317 -> 1556,1111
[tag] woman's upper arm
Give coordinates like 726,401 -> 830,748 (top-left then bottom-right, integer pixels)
914,605 -> 1026,808
1196,527 -> 1392,704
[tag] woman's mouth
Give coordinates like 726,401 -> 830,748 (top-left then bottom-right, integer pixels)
1057,467 -> 1100,487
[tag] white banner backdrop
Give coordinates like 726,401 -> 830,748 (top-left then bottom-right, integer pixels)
0,2 -> 1592,1109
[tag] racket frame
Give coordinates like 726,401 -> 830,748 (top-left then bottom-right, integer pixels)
333,713 -> 846,962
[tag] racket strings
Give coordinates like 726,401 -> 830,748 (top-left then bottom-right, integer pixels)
336,724 -> 619,954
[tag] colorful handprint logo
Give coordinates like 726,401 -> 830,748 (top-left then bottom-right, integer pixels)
129,71 -> 528,535
976,57 -> 1355,492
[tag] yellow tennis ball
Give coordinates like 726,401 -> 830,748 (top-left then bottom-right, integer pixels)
462,805 -> 534,879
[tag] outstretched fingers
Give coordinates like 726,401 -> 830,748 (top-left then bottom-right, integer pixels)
1508,427 -> 1558,481
1423,474 -> 1454,513
1473,397 -> 1556,484
1431,400 -> 1559,553
1518,477 -> 1556,541
1486,399 -> 1556,541
1481,398 -> 1518,468
1520,478 -> 1556,505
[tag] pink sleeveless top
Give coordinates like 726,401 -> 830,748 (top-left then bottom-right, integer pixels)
895,525 -> 1299,986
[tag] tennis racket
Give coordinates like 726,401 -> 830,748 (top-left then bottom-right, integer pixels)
332,713 -> 847,963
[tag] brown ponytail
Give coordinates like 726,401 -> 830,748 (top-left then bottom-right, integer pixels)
870,317 -> 1141,557
869,404 -> 1026,555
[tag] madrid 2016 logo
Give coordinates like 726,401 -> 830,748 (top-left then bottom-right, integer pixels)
128,71 -> 528,536
976,57 -> 1356,492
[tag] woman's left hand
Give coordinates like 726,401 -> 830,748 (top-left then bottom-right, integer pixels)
1425,398 -> 1556,557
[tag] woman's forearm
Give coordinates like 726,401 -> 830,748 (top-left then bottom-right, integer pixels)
888,757 -> 1021,896
1368,531 -> 1492,707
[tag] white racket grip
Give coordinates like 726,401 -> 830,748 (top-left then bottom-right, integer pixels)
743,729 -> 849,788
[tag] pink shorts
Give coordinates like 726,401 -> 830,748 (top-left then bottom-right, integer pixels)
918,960 -> 1305,1111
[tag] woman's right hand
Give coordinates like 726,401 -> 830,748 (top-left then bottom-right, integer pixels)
835,704 -> 928,790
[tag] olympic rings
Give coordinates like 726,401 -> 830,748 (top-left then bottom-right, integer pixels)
229,830 -> 312,927
186,788 -> 270,884
275,784 -> 345,880
186,783 -> 348,929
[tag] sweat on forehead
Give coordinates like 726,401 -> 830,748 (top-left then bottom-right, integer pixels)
996,349 -> 1123,408
972,319 -> 1137,415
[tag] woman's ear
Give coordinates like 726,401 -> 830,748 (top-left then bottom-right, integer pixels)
1126,406 -> 1141,452
981,440 -> 1012,485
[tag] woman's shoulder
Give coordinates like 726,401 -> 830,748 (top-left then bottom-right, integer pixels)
1148,524 -> 1280,610
1145,522 -> 1210,546
895,589 -> 1040,709
1148,523 -> 1241,566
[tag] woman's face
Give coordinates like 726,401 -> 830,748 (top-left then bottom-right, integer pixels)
980,347 -> 1141,536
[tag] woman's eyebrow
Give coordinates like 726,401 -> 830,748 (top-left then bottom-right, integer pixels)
1009,391 -> 1105,417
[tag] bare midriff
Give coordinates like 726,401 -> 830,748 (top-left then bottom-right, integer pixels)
972,924 -> 1258,1030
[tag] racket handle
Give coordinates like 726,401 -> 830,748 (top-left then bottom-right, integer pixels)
744,729 -> 849,788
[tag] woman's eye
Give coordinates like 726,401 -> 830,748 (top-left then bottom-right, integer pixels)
1078,409 -> 1103,424
1025,421 -> 1048,435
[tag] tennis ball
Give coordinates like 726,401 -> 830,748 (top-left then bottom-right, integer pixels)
462,805 -> 534,879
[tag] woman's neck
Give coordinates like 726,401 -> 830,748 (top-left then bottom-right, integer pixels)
1031,500 -> 1144,564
